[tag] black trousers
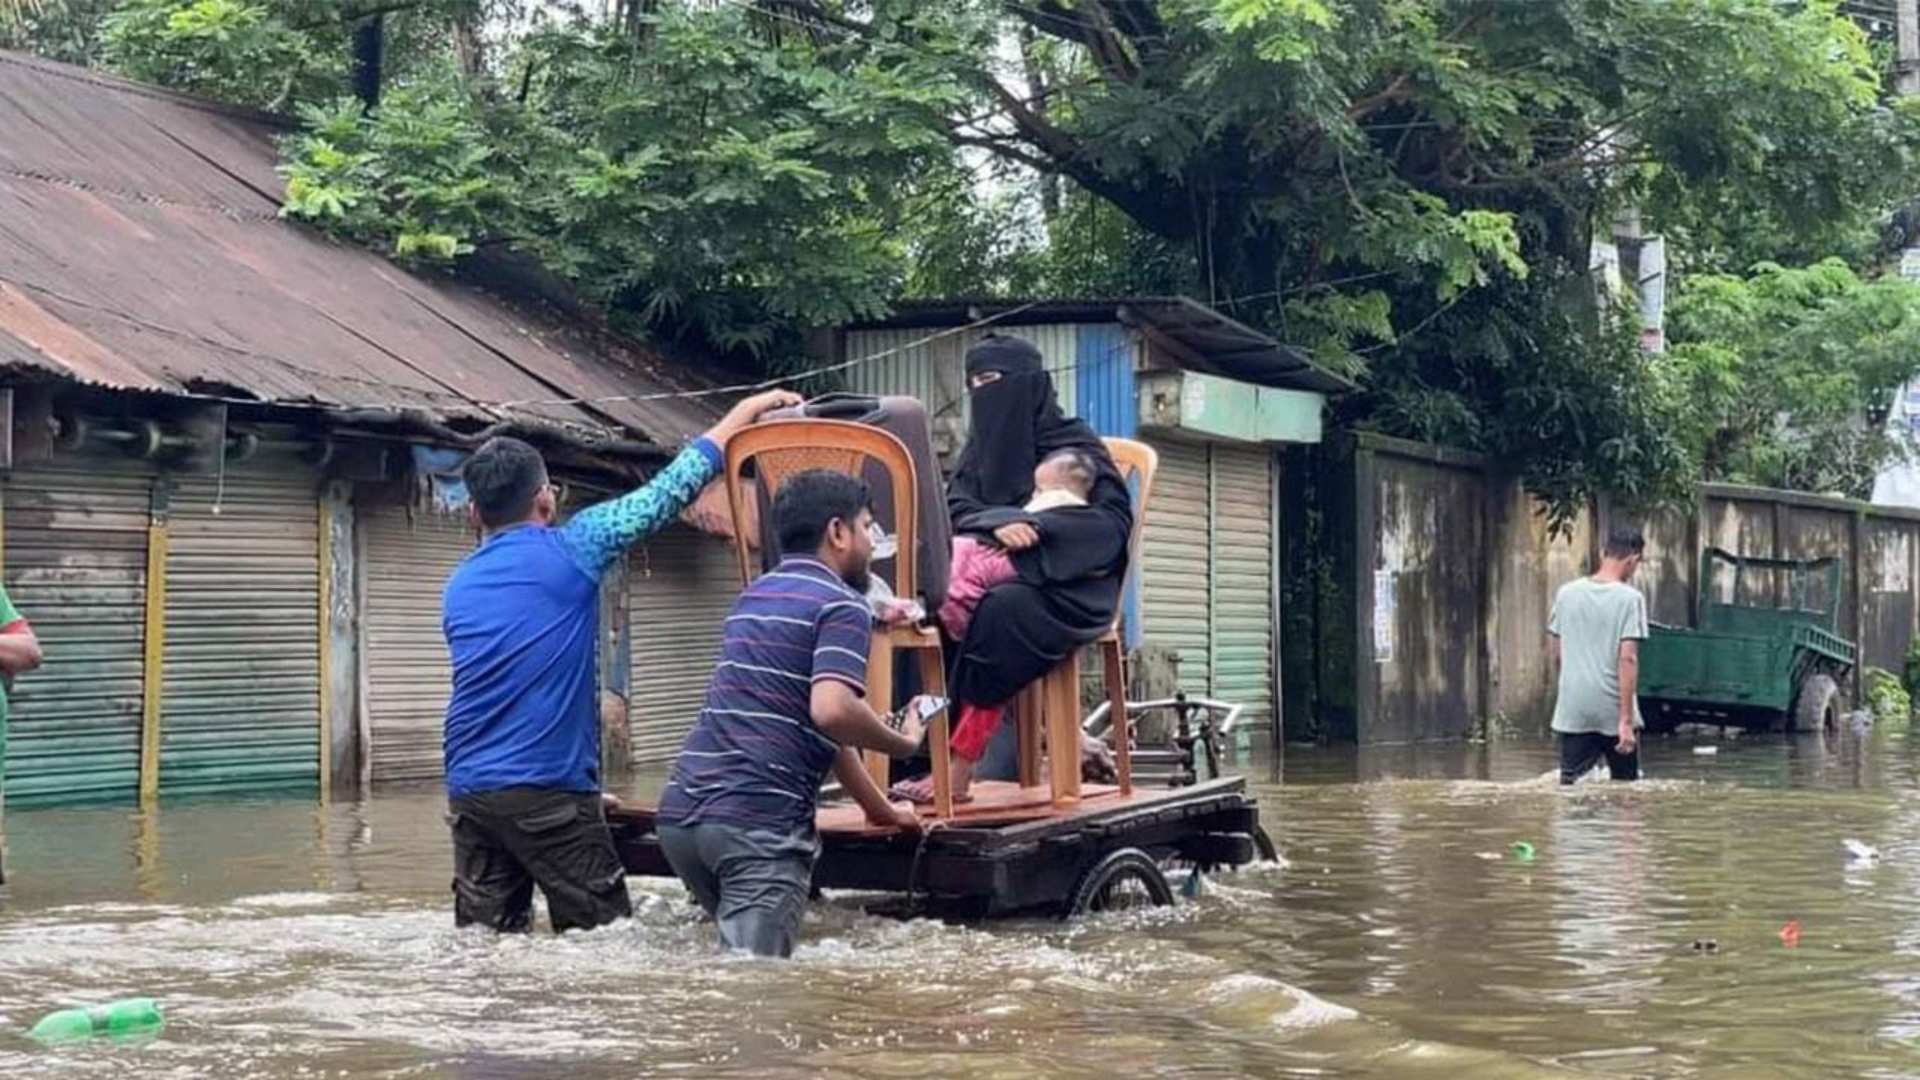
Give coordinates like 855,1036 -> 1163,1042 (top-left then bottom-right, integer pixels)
1559,732 -> 1641,785
448,787 -> 632,933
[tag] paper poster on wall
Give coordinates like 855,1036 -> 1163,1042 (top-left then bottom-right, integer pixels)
1373,570 -> 1395,664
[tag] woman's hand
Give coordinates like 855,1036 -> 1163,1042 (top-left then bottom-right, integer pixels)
993,522 -> 1040,550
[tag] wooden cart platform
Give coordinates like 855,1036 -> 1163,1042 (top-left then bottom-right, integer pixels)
607,777 -> 1268,918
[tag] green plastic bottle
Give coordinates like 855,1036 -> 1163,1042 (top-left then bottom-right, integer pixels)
27,999 -> 164,1044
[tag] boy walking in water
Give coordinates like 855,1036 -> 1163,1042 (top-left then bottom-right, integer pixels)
1550,527 -> 1649,785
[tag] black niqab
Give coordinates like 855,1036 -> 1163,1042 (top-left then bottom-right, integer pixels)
944,334 -> 1135,707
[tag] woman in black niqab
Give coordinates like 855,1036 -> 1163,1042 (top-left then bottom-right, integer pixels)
895,333 -> 1132,803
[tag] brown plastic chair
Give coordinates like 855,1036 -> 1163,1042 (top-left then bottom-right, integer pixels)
1014,437 -> 1157,803
720,419 -> 956,819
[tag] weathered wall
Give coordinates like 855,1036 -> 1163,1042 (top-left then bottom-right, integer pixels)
1360,438 -> 1485,743
1294,436 -> 1920,743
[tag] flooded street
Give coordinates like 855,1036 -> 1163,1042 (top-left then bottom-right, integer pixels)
3,733 -> 1919,1078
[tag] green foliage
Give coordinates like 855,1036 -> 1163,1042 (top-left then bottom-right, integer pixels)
1865,667 -> 1911,725
15,0 -> 1920,510
101,0 -> 338,111
890,0 -> 1920,516
281,8 -> 965,354
1661,259 -> 1920,496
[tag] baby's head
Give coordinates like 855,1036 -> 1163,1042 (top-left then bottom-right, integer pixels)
1033,449 -> 1097,501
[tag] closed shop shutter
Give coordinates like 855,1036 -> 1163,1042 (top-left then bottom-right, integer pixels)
628,526 -> 738,764
4,461 -> 155,807
1141,440 -> 1212,695
362,508 -> 474,784
1210,445 -> 1275,728
160,465 -> 322,796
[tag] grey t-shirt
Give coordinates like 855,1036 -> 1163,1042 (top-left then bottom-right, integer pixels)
1549,577 -> 1649,734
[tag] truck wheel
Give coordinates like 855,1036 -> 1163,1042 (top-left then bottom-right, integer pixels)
1791,673 -> 1841,735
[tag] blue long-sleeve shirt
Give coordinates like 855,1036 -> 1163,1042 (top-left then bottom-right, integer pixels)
441,439 -> 723,798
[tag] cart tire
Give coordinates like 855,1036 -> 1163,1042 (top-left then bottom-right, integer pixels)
1253,824 -> 1279,862
1791,672 -> 1841,735
1066,847 -> 1175,917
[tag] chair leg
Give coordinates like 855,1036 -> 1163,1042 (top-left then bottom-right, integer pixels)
1047,657 -> 1082,805
863,639 -> 894,790
916,646 -> 953,821
1102,637 -> 1132,796
1017,683 -> 1043,789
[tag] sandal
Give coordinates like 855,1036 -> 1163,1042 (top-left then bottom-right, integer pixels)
889,779 -> 973,805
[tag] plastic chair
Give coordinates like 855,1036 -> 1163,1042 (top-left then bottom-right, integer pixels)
720,419 -> 957,819
1014,438 -> 1157,803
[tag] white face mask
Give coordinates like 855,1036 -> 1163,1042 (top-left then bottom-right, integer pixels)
867,521 -> 897,561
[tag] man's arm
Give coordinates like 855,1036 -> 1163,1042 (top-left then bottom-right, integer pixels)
811,680 -> 923,757
558,389 -> 801,577
831,748 -> 919,830
1615,638 -> 1640,750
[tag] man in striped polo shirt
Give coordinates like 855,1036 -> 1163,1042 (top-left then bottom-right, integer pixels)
658,470 -> 927,957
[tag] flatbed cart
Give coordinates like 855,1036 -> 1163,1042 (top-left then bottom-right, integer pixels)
609,409 -> 1275,917
608,776 -> 1268,918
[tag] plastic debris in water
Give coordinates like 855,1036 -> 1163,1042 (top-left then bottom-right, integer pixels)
1779,920 -> 1802,948
1690,938 -> 1720,954
1693,745 -> 1719,756
28,999 -> 164,1045
1843,839 -> 1881,866
1510,841 -> 1536,862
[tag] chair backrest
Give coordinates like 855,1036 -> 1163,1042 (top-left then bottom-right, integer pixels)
1101,437 -> 1158,633
722,419 -> 920,595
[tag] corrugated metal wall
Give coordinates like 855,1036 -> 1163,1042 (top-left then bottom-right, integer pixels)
362,508 -> 474,784
3,461 -> 154,806
628,525 -> 738,764
1075,324 -> 1143,647
842,324 -> 1082,423
1141,441 -> 1211,695
161,465 -> 322,796
1138,440 -> 1277,726
1210,445 -> 1275,728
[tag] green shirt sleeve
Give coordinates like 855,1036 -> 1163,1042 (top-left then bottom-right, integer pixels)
0,583 -> 23,629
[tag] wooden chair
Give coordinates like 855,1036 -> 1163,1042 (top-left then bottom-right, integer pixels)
720,419 -> 957,819
1014,437 -> 1158,803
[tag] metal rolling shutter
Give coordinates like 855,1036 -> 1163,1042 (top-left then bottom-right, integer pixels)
363,508 -> 475,784
628,526 -> 738,764
4,462 -> 154,807
1141,440 -> 1212,696
1210,445 -> 1275,727
160,466 -> 321,796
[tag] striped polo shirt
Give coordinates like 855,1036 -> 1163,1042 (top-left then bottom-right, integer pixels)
657,557 -> 872,834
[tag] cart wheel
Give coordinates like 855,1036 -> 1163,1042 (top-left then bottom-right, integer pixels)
1066,847 -> 1175,917
1791,672 -> 1841,735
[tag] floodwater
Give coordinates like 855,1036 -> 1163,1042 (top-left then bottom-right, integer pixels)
2,731 -> 1919,1078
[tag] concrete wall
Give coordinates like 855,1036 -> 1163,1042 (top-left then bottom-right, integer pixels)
1288,434 -> 1920,743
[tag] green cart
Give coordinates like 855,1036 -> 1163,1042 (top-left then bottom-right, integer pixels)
1638,548 -> 1856,734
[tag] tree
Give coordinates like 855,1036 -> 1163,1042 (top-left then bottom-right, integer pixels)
1660,259 -> 1920,496
279,6 -> 966,354
14,0 -> 1920,516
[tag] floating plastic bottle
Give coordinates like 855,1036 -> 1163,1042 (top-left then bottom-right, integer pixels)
1510,841 -> 1536,862
27,999 -> 164,1045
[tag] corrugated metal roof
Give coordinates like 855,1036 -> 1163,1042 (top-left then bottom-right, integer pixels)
848,296 -> 1353,395
0,51 -> 723,447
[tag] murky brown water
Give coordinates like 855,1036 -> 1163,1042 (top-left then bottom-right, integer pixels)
2,731 -> 1919,1078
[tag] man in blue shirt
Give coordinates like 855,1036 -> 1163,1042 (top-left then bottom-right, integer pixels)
658,470 -> 927,957
442,388 -> 798,933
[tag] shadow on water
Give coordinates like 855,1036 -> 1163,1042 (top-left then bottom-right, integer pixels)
0,729 -> 1917,1077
